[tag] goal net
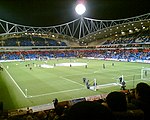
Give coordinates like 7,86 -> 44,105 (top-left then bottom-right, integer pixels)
141,68 -> 150,80
84,78 -> 118,91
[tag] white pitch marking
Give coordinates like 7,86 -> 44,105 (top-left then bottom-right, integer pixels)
60,76 -> 84,86
0,63 -> 26,98
27,87 -> 85,98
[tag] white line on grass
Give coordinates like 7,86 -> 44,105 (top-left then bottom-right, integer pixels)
0,63 -> 27,98
28,82 -> 122,98
27,76 -> 85,98
96,83 -> 119,89
60,76 -> 84,86
27,87 -> 85,98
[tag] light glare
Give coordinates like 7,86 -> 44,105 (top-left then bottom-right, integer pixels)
75,4 -> 86,15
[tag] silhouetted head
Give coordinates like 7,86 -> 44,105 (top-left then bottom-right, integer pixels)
106,91 -> 127,112
135,82 -> 150,102
66,101 -> 114,120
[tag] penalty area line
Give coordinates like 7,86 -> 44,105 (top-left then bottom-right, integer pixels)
60,76 -> 84,87
27,87 -> 85,98
27,82 -> 120,99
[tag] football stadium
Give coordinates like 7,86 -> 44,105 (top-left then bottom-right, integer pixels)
0,0 -> 150,119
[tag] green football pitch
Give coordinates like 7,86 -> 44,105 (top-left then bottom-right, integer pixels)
0,58 -> 150,110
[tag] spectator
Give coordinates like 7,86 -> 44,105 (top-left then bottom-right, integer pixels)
65,101 -> 114,120
102,91 -> 127,112
53,105 -> 66,120
129,82 -> 150,120
102,91 -> 144,120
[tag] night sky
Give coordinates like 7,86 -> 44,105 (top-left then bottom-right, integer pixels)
0,0 -> 149,27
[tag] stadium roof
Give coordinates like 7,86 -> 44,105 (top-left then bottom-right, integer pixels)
0,0 -> 150,27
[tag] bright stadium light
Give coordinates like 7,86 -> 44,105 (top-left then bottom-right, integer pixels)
75,3 -> 86,15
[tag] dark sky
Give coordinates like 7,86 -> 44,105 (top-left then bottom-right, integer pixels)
0,0 -> 149,27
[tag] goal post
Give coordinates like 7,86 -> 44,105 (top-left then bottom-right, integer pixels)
89,78 -> 97,91
89,78 -> 119,91
141,68 -> 150,80
83,77 -> 121,91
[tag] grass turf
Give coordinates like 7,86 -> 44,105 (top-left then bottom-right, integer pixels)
0,58 -> 150,110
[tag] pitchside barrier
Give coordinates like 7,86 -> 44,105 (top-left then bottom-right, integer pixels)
8,93 -> 108,117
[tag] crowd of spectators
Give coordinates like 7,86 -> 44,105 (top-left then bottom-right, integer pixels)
0,36 -> 67,47
1,82 -> 149,120
0,30 -> 149,47
103,30 -> 150,45
0,48 -> 150,61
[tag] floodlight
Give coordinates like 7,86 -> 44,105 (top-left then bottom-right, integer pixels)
75,4 -> 86,15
